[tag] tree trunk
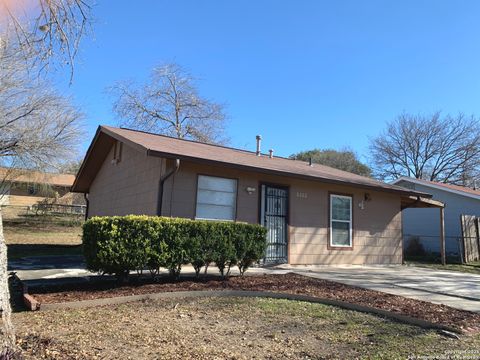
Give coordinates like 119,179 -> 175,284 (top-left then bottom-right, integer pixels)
0,209 -> 15,352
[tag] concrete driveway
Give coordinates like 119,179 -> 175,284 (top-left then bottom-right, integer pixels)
279,265 -> 480,313
8,255 -> 90,281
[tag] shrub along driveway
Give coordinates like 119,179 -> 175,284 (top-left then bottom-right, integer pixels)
282,265 -> 480,313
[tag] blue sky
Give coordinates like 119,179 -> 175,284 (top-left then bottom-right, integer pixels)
55,0 -> 480,163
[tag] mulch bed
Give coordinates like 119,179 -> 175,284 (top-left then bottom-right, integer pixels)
29,273 -> 480,334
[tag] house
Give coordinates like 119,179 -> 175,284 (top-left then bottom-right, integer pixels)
0,167 -> 85,217
72,126 -> 443,265
392,177 -> 480,255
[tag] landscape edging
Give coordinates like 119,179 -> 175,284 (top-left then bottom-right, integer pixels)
25,289 -> 462,334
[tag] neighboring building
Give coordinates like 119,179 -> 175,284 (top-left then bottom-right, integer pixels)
0,167 -> 85,217
72,126 -> 441,265
392,177 -> 480,254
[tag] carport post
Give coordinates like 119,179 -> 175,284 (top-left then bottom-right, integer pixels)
440,207 -> 446,265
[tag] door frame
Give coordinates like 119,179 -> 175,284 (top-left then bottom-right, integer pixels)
258,182 -> 290,264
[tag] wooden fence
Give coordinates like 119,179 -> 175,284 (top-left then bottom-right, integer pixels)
460,215 -> 480,263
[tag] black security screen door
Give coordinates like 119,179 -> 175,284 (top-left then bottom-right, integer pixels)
261,185 -> 288,263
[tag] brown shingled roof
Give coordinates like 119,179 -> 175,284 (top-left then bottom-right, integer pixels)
72,125 -> 432,199
0,167 -> 75,187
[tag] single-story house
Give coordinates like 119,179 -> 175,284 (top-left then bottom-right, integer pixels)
0,167 -> 85,217
392,177 -> 480,254
72,125 -> 443,265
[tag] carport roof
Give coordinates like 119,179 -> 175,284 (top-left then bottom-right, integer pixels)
400,195 -> 444,209
72,126 -> 434,199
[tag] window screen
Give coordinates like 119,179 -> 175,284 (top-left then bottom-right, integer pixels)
196,175 -> 237,220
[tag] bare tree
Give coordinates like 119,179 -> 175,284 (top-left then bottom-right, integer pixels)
370,112 -> 480,185
1,0 -> 93,81
0,212 -> 14,355
0,40 -> 83,354
109,63 -> 227,144
0,1 -> 91,355
56,158 -> 83,175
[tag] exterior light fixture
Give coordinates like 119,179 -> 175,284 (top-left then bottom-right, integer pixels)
246,186 -> 256,194
359,193 -> 372,210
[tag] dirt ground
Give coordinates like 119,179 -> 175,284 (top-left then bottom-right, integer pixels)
13,297 -> 480,360
30,273 -> 480,333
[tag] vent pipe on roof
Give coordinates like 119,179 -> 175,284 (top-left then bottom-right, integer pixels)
256,135 -> 262,156
269,149 -> 274,158
309,157 -> 313,166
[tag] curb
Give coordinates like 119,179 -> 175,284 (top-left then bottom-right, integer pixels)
25,289 -> 462,334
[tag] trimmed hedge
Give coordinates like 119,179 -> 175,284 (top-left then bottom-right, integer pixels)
82,215 -> 267,280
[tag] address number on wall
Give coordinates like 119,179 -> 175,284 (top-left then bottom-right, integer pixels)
296,192 -> 308,199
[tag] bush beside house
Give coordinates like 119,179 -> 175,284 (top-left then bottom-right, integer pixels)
83,215 -> 267,280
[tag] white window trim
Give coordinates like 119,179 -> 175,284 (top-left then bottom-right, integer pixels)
195,175 -> 237,221
329,194 -> 353,248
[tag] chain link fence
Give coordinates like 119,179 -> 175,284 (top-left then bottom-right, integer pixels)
403,234 -> 463,263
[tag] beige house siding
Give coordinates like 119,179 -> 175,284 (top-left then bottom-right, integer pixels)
88,143 -> 164,216
162,160 -> 403,265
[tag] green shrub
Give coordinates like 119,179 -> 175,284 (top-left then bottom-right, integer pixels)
234,224 -> 268,275
83,215 -> 154,281
212,224 -> 237,278
187,221 -> 215,277
161,218 -> 190,279
82,216 -> 267,280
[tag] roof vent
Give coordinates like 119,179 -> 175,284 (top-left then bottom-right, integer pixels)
256,135 -> 262,156
309,157 -> 313,166
269,149 -> 274,158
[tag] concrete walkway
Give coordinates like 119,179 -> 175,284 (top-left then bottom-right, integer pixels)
277,264 -> 480,313
10,256 -> 480,313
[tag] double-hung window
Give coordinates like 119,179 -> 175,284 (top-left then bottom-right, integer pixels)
330,194 -> 352,247
196,175 -> 237,221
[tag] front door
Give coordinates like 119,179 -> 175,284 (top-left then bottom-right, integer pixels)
260,184 -> 288,263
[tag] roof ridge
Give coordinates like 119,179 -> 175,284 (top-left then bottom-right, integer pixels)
105,125 -> 295,161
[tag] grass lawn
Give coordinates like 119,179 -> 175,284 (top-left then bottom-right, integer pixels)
4,220 -> 82,259
14,297 -> 480,359
407,261 -> 480,275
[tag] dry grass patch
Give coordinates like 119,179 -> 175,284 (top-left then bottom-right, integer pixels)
14,297 -> 480,360
4,224 -> 82,246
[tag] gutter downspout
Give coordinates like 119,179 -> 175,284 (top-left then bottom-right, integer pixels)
84,193 -> 89,220
157,158 -> 180,216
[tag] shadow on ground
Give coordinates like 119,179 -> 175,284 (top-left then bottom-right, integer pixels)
7,244 -> 82,260
7,246 -> 84,271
